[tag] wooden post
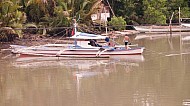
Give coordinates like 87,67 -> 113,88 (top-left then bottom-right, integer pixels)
104,7 -> 108,36
179,7 -> 181,25
169,12 -> 174,38
179,7 -> 182,56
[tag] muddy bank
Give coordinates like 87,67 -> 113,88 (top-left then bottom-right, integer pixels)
0,34 -> 74,59
0,34 -> 73,49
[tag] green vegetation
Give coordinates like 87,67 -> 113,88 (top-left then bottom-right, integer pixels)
109,0 -> 190,25
108,16 -> 126,30
1,0 -> 190,41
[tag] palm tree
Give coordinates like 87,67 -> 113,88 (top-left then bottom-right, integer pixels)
56,0 -> 101,22
0,0 -> 26,41
25,0 -> 56,23
0,0 -> 26,27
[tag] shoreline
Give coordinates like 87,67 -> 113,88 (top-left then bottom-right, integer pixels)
0,31 -> 189,50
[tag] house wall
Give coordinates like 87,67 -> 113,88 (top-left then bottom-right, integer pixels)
91,1 -> 110,22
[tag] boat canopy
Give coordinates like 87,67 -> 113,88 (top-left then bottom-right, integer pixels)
69,32 -> 108,40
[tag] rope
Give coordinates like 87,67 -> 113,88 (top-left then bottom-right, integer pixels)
0,25 -> 138,31
52,29 -> 68,44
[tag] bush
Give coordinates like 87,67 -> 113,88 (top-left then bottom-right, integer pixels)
0,27 -> 18,42
108,16 -> 126,31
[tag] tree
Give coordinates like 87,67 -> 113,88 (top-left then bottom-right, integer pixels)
56,0 -> 101,24
166,0 -> 190,23
25,0 -> 56,23
142,0 -> 167,25
0,0 -> 26,39
108,16 -> 126,30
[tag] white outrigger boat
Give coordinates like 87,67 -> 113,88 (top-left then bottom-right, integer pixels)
10,35 -> 144,58
10,21 -> 145,58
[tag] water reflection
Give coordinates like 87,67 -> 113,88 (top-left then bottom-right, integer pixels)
13,56 -> 110,69
12,55 -> 145,76
7,55 -> 145,105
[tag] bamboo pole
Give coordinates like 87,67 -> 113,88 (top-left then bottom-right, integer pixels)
179,7 -> 183,58
169,12 -> 174,38
105,0 -> 115,16
104,7 -> 108,35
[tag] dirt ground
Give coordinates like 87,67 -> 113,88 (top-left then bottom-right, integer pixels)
0,34 -> 74,59
0,34 -> 73,49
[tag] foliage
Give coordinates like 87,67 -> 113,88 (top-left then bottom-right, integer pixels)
55,0 -> 100,25
0,0 -> 26,39
24,23 -> 38,34
109,0 -> 190,25
0,1 -> 26,26
0,27 -> 18,42
1,0 -> 190,40
25,0 -> 56,23
25,4 -> 44,23
108,16 -> 126,30
108,0 -> 143,24
142,0 -> 167,25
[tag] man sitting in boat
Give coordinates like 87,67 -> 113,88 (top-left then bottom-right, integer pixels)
105,37 -> 115,47
89,39 -> 102,47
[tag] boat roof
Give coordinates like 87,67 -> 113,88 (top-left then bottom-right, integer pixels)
69,32 -> 108,40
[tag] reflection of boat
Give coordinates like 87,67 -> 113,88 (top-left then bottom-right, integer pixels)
73,56 -> 145,98
73,71 -> 101,79
110,55 -> 145,62
10,21 -> 144,58
13,54 -> 144,67
13,56 -> 110,69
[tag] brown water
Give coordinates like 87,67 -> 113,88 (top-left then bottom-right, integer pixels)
0,33 -> 190,106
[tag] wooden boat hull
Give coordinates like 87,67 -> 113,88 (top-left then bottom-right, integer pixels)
16,47 -> 144,58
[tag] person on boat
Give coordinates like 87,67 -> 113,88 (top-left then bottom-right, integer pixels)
105,37 -> 110,46
89,39 -> 96,46
89,39 -> 102,47
108,41 -> 115,47
105,37 -> 110,43
105,37 -> 115,47
123,35 -> 131,49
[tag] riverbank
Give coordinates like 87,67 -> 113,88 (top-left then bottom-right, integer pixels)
0,34 -> 71,58
0,34 -> 72,49
1,30 -> 189,51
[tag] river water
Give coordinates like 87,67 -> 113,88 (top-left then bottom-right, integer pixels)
0,32 -> 190,106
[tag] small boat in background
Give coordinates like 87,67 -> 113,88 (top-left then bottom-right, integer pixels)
181,23 -> 190,27
134,25 -> 190,33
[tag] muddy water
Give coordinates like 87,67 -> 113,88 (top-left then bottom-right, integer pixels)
0,33 -> 190,106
